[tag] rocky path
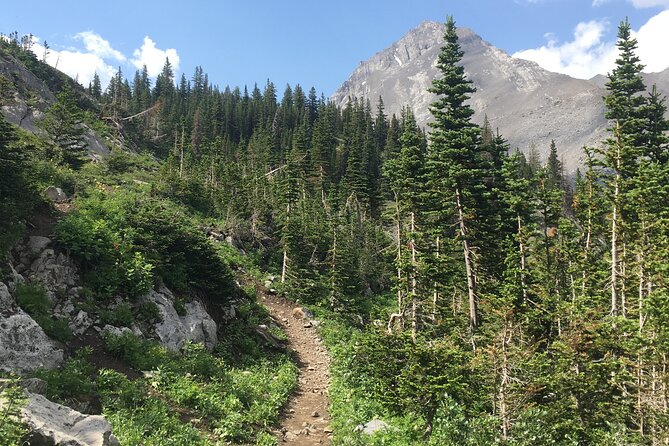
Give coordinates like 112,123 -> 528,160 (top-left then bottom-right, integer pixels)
261,292 -> 332,445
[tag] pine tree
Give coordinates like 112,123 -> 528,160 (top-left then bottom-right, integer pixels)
38,84 -> 87,168
601,18 -> 647,318
89,72 -> 102,99
426,16 -> 484,331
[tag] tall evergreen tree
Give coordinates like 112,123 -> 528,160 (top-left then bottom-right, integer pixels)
426,16 -> 484,331
601,18 -> 647,318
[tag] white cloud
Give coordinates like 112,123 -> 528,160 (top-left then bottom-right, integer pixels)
592,0 -> 612,6
513,10 -> 669,78
634,10 -> 669,72
629,0 -> 669,8
131,36 -> 180,77
27,33 -> 180,90
513,20 -> 617,79
31,38 -> 117,88
75,31 -> 126,62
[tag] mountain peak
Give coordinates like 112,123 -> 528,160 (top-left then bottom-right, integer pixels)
331,21 -> 613,172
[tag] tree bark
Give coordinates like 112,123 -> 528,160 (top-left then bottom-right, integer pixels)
410,211 -> 418,342
455,186 -> 477,330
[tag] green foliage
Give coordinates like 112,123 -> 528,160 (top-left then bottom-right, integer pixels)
37,84 -> 88,169
101,303 -> 135,327
0,376 -> 28,446
135,301 -> 162,323
0,115 -> 38,253
32,348 -> 96,402
16,283 -> 72,342
97,369 -> 211,446
103,332 -> 173,371
55,190 -> 236,301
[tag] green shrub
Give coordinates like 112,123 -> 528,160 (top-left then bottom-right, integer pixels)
16,283 -> 72,343
97,369 -> 210,446
105,149 -> 135,174
103,332 -> 173,371
101,303 -> 134,327
120,251 -> 154,297
0,376 -> 28,446
173,297 -> 187,316
135,301 -> 161,323
54,190 -> 236,303
32,347 -> 96,402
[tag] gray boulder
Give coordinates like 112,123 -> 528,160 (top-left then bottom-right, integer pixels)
22,393 -> 120,446
28,248 -> 79,301
142,285 -> 218,352
0,282 -> 15,313
0,311 -> 64,373
355,419 -> 392,435
44,186 -> 68,203
70,310 -> 94,336
27,236 -> 51,254
182,300 -> 218,351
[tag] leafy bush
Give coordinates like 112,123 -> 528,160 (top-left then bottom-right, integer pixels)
135,301 -> 162,323
16,283 -> 72,342
101,303 -> 134,327
32,348 -> 96,402
97,369 -> 210,446
103,332 -> 173,371
105,149 -> 136,174
54,190 -> 236,302
0,375 -> 28,446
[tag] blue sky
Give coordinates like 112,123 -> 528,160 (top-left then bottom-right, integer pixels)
2,0 -> 668,95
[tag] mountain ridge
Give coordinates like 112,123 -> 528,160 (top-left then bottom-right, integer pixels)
332,20 -> 669,172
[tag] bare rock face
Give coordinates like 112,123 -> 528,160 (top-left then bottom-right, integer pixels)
332,21 -> 669,173
141,285 -> 218,352
0,282 -> 14,313
44,186 -> 69,203
27,247 -> 79,302
0,308 -> 64,373
22,393 -> 120,446
0,51 -> 111,158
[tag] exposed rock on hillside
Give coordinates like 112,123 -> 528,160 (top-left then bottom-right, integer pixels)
22,392 -> 120,446
0,296 -> 64,373
0,49 -> 111,157
142,285 -> 218,352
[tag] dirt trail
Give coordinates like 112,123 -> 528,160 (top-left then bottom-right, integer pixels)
261,292 -> 332,445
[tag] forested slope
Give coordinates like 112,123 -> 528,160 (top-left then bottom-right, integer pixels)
1,14 -> 669,445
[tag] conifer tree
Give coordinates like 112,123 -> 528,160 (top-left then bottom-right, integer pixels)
39,84 -> 87,168
426,16 -> 484,331
601,18 -> 647,317
384,108 -> 426,336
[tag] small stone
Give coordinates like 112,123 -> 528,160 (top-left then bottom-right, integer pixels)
284,431 -> 298,441
303,322 -> 313,328
311,411 -> 320,417
324,426 -> 333,433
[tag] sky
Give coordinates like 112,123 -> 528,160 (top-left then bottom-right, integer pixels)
2,0 -> 669,96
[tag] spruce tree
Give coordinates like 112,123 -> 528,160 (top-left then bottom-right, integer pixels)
38,84 -> 87,168
601,18 -> 647,318
426,16 -> 484,331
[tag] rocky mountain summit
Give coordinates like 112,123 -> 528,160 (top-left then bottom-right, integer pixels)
332,21 -> 669,172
